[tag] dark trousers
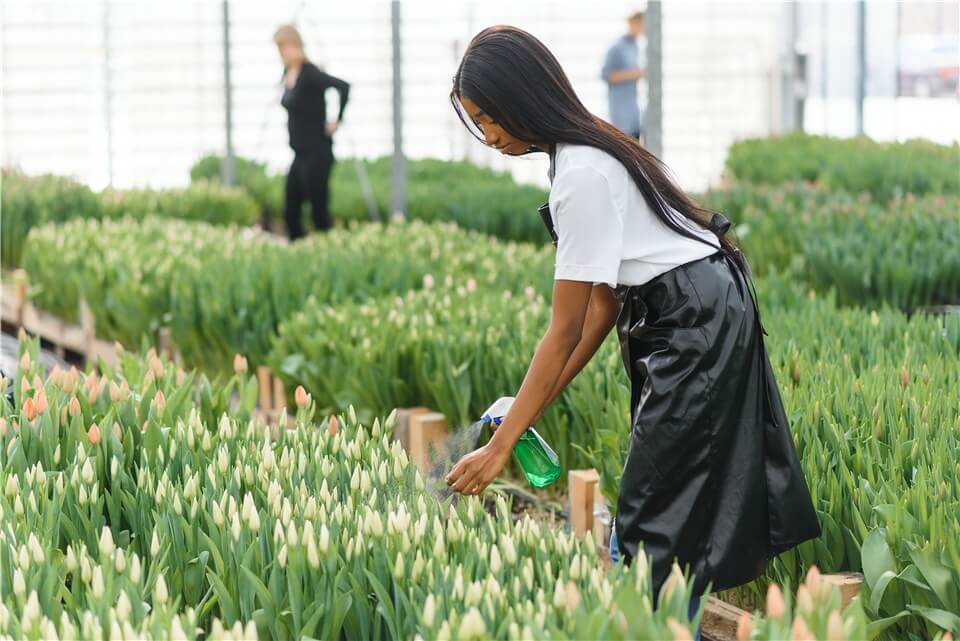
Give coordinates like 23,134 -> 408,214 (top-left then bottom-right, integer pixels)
285,146 -> 334,240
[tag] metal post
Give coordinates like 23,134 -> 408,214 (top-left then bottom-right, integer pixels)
781,1 -> 799,132
102,2 -> 115,186
645,1 -> 663,158
820,0 -> 829,132
855,0 -> 866,136
221,0 -> 235,185
390,0 -> 406,218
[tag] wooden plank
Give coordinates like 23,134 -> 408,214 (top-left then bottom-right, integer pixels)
702,596 -> 749,641
157,327 -> 174,361
568,468 -> 600,538
394,407 -> 430,452
14,270 -> 27,328
821,572 -> 863,609
272,375 -> 286,412
257,366 -> 273,412
408,412 -> 448,474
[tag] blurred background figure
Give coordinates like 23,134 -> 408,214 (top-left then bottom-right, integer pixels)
601,11 -> 647,141
274,24 -> 350,240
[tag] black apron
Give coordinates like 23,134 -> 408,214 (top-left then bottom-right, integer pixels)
612,236 -> 821,597
539,199 -> 820,596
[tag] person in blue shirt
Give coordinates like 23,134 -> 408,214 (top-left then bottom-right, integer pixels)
602,12 -> 646,140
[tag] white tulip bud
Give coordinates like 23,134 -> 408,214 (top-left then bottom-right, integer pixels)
151,529 -> 161,556
212,501 -> 225,527
423,594 -> 436,627
116,590 -> 132,622
154,575 -> 168,605
319,524 -> 329,556
65,546 -> 77,572
490,545 -> 502,575
22,591 -> 40,627
278,544 -> 288,569
466,581 -> 483,607
115,549 -> 126,574
231,513 -> 242,540
393,553 -> 405,580
13,569 -> 25,597
307,538 -> 320,569
130,553 -> 142,584
99,527 -> 115,560
91,567 -> 104,599
82,459 -> 95,485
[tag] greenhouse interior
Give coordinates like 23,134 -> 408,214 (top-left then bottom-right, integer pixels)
1,1 -> 958,640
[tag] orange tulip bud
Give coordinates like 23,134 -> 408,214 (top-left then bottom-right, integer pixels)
69,395 -> 81,417
22,397 -> 37,422
88,423 -> 101,445
153,390 -> 166,414
328,415 -> 338,436
34,388 -> 48,415
736,612 -> 752,641
234,354 -> 248,375
766,584 -> 785,620
295,385 -> 309,408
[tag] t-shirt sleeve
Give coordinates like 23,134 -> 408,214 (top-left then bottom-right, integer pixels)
601,43 -> 623,81
552,165 -> 623,288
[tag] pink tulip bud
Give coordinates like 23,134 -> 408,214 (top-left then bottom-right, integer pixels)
766,584 -> 785,620
791,616 -> 813,641
83,373 -> 98,391
34,388 -> 48,415
19,352 -> 31,372
295,386 -> 309,408
524,286 -> 536,300
22,398 -> 37,422
153,390 -> 166,414
64,368 -> 79,393
423,274 -> 435,289
466,278 -> 477,292
805,565 -> 822,599
88,423 -> 101,445
150,357 -> 164,380
233,354 -> 248,375
87,381 -> 100,403
826,610 -> 845,641
21,376 -> 31,396
736,612 -> 752,641
69,395 -> 81,417
49,366 -> 64,388
328,415 -> 338,436
666,617 -> 693,641
109,381 -> 123,403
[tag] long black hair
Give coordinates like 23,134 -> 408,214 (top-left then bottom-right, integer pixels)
450,25 -> 743,267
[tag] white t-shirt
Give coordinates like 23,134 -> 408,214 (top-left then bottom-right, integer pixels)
548,143 -> 719,288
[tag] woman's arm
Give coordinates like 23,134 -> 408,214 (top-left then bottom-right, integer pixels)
446,279 -> 595,494
533,284 -> 619,422
318,70 -> 351,122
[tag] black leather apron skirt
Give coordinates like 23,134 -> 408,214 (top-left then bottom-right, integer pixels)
612,250 -> 821,597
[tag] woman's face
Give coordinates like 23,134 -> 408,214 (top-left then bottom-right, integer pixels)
277,42 -> 303,67
459,96 -> 535,156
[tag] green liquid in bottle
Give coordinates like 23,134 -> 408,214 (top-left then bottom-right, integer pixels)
513,428 -> 561,488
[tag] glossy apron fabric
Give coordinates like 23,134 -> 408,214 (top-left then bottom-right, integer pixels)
612,250 -> 821,597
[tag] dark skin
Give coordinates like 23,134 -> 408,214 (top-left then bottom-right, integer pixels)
445,97 -> 622,496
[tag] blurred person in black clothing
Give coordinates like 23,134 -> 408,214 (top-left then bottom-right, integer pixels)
274,25 -> 350,239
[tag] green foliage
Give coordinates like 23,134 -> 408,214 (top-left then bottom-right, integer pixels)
1,169 -> 102,268
189,154 -> 284,221
699,182 -> 960,309
101,181 -> 260,227
724,133 -> 960,201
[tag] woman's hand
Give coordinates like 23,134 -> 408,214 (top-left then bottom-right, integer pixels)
445,439 -> 512,495
325,121 -> 339,136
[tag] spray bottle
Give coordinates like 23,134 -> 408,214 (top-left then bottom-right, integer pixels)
482,397 -> 561,488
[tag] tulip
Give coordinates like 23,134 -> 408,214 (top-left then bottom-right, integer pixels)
116,591 -> 132,622
797,585 -> 813,614
791,616 -> 813,641
153,390 -> 166,413
69,395 -> 81,416
668,617 -> 694,641
233,354 -> 248,374
88,423 -> 101,445
295,385 -> 309,408
459,608 -> 486,641
22,397 -> 37,422
151,530 -> 161,556
154,575 -> 168,605
130,553 -> 142,584
13,569 -> 25,597
766,583 -> 786,619
423,594 -> 436,627
34,388 -> 48,415
91,567 -> 105,599
99,527 -> 115,560
826,610 -> 845,641
805,565 -> 822,598
736,612 -> 752,641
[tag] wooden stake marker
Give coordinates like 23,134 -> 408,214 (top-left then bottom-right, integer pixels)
408,412 -> 448,473
394,407 -> 430,452
702,597 -> 749,641
272,375 -> 287,413
568,468 -> 600,539
257,366 -> 273,412
821,572 -> 863,609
